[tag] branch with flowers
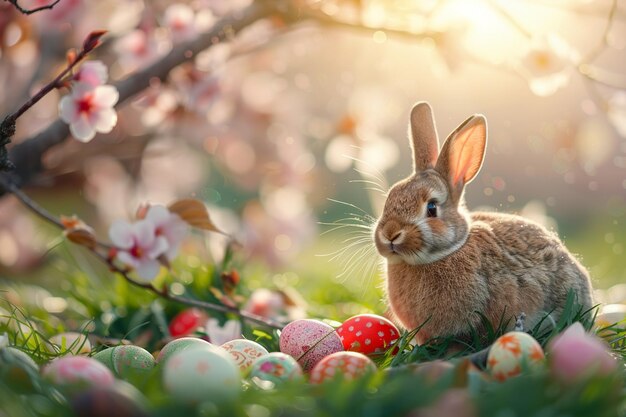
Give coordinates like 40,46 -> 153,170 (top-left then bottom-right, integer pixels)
4,0 -> 61,15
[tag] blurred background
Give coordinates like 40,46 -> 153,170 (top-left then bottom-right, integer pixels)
1,0 -> 625,320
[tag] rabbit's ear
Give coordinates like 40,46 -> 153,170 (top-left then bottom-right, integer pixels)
409,102 -> 440,172
436,114 -> 487,195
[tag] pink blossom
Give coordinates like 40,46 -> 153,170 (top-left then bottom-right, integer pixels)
73,60 -> 108,88
164,4 -> 197,42
59,84 -> 119,142
109,219 -> 169,282
548,322 -> 618,381
114,29 -> 165,72
144,205 -> 188,261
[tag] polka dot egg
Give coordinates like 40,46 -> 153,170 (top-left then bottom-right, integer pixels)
336,314 -> 399,355
220,339 -> 269,372
279,319 -> 344,372
112,345 -> 155,378
163,346 -> 240,403
249,352 -> 303,385
309,351 -> 376,384
43,356 -> 115,394
487,332 -> 545,382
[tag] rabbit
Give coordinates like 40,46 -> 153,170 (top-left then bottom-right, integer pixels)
374,102 -> 594,344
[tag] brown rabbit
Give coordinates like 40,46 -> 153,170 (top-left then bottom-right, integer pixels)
374,102 -> 593,343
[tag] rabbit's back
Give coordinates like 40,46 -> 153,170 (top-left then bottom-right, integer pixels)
472,211 -> 593,323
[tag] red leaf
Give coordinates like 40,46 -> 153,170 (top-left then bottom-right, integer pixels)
82,30 -> 107,52
168,199 -> 225,234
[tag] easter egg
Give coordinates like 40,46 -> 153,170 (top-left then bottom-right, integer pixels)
337,314 -> 400,355
487,332 -> 544,382
309,351 -> 376,384
249,352 -> 303,385
548,322 -> 617,382
92,348 -> 115,370
71,381 -> 149,417
0,347 -> 39,392
220,339 -> 269,372
595,304 -> 626,330
279,319 -> 343,371
43,356 -> 115,393
168,309 -> 206,338
112,345 -> 155,379
48,332 -> 91,355
156,337 -> 215,363
163,346 -> 240,403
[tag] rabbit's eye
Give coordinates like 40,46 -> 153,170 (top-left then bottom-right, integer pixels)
426,201 -> 437,217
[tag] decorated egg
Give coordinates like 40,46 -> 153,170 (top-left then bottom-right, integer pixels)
309,351 -> 376,384
0,346 -> 39,392
92,347 -> 115,370
279,319 -> 343,371
336,314 -> 400,355
163,346 -> 240,403
548,322 -> 617,382
168,309 -> 206,338
156,337 -> 215,363
43,356 -> 115,393
249,352 -> 303,385
48,332 -> 91,354
71,381 -> 149,417
112,345 -> 155,379
220,339 -> 269,372
487,332 -> 544,381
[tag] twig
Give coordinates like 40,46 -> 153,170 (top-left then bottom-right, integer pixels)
1,174 -> 285,330
6,0 -> 61,15
0,0 -> 274,195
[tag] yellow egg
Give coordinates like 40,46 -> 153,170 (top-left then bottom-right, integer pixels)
486,332 -> 544,382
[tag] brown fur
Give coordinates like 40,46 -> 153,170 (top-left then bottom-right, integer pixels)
375,103 -> 593,343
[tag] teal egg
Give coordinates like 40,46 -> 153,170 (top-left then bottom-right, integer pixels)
249,352 -> 303,385
0,347 -> 39,393
112,346 -> 155,379
156,337 -> 215,364
92,348 -> 115,371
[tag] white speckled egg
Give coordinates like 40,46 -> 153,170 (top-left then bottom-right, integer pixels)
48,332 -> 91,355
249,352 -> 303,385
487,332 -> 545,382
279,319 -> 344,372
163,346 -> 240,404
220,339 -> 269,372
43,356 -> 115,393
156,337 -> 215,364
595,304 -> 626,332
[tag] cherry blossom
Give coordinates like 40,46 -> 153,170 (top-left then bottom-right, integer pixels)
108,219 -> 169,282
517,35 -> 579,97
59,83 -> 119,142
164,3 -> 197,42
73,60 -> 108,88
144,205 -> 188,261
205,318 -> 241,345
114,29 -> 166,72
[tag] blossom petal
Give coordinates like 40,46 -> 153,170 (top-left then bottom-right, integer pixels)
109,220 -> 134,249
92,107 -> 118,133
132,219 -> 156,248
116,251 -> 141,268
145,205 -> 170,225
147,235 -> 169,259
59,96 -> 78,123
70,116 -> 96,142
134,259 -> 162,282
93,85 -> 119,107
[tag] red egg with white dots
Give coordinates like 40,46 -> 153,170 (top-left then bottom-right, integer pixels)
336,314 -> 400,355
309,351 -> 376,384
168,309 -> 206,338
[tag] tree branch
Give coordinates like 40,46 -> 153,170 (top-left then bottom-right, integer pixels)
6,0 -> 61,15
0,0 -> 275,196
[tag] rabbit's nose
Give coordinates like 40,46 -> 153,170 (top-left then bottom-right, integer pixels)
388,230 -> 405,244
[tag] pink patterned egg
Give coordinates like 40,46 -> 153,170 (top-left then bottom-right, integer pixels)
220,339 -> 269,372
279,319 -> 343,372
43,356 -> 115,393
309,351 -> 376,384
